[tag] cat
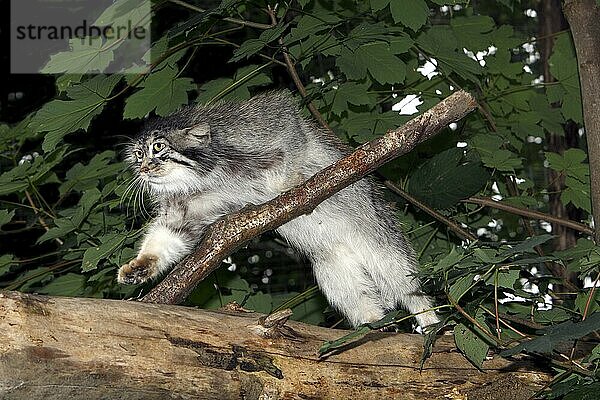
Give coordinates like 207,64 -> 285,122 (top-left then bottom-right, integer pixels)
119,91 -> 439,329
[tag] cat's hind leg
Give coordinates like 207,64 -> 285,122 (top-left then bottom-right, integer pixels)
311,249 -> 386,328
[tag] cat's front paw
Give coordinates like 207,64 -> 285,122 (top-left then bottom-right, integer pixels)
118,255 -> 159,285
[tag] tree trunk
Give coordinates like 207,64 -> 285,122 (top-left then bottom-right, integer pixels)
0,291 -> 550,400
540,0 -> 581,253
563,0 -> 600,244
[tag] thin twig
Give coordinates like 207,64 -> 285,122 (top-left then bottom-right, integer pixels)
266,6 -> 332,131
384,181 -> 477,242
24,191 -> 63,246
447,293 -> 503,346
479,306 -> 529,339
168,0 -> 272,30
497,312 -> 545,330
582,274 -> 600,320
494,269 -> 501,340
463,197 -> 594,235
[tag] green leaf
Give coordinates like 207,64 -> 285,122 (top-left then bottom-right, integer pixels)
562,178 -> 592,212
454,322 -> 490,368
502,312 -> 600,356
0,254 -> 16,278
482,149 -> 522,172
30,75 -> 122,152
82,233 -> 127,272
502,235 -> 554,256
230,39 -> 267,62
18,267 -> 52,292
563,383 -> 600,400
56,74 -> 84,93
319,325 -> 372,356
484,268 -> 520,289
142,36 -> 187,67
548,33 -> 583,123
347,22 -> 390,45
0,147 -> 68,196
433,247 -> 464,272
449,274 -> 477,302
451,16 -> 495,50
545,149 -> 589,182
230,23 -> 289,62
575,290 -> 599,315
454,324 -> 490,368
331,82 -> 376,115
42,0 -> 150,73
60,151 -> 123,195
356,43 -> 406,84
0,209 -> 15,228
370,0 -> 390,12
535,309 -> 571,324
417,26 -> 457,54
196,65 -> 272,104
408,148 -> 490,209
416,26 -> 482,83
42,38 -> 114,74
37,273 -> 85,296
124,64 -> 195,118
337,48 -> 368,80
38,189 -> 102,243
391,0 -> 429,31
389,36 -> 414,54
319,310 -> 403,356
473,248 -> 506,264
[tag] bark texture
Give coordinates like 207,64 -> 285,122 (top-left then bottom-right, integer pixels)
0,291 -> 551,400
540,1 -> 581,253
142,90 -> 477,305
563,0 -> 600,243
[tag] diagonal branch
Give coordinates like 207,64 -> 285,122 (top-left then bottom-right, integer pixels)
141,90 -> 478,304
463,196 -> 594,236
384,180 -> 478,242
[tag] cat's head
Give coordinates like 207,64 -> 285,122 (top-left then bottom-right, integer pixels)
126,114 -> 214,195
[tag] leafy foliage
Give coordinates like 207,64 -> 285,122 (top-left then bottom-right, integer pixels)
1,1 -> 598,397
502,312 -> 600,357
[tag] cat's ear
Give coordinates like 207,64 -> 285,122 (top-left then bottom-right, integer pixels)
178,123 -> 211,144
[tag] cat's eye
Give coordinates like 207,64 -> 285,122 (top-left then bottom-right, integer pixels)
153,142 -> 166,153
134,150 -> 143,160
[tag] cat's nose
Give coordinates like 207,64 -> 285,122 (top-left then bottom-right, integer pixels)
139,161 -> 150,173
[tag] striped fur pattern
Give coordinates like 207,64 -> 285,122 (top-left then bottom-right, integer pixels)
118,91 -> 439,329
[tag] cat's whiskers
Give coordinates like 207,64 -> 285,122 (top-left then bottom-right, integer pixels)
133,182 -> 144,219
139,180 -> 152,219
112,174 -> 134,198
118,175 -> 137,201
121,176 -> 141,218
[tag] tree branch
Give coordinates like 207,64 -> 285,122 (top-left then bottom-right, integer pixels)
142,90 -> 477,304
463,196 -> 594,235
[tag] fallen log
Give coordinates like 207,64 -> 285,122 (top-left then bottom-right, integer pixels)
0,291 -> 550,400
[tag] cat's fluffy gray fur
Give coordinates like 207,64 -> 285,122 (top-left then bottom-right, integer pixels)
119,91 -> 439,328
